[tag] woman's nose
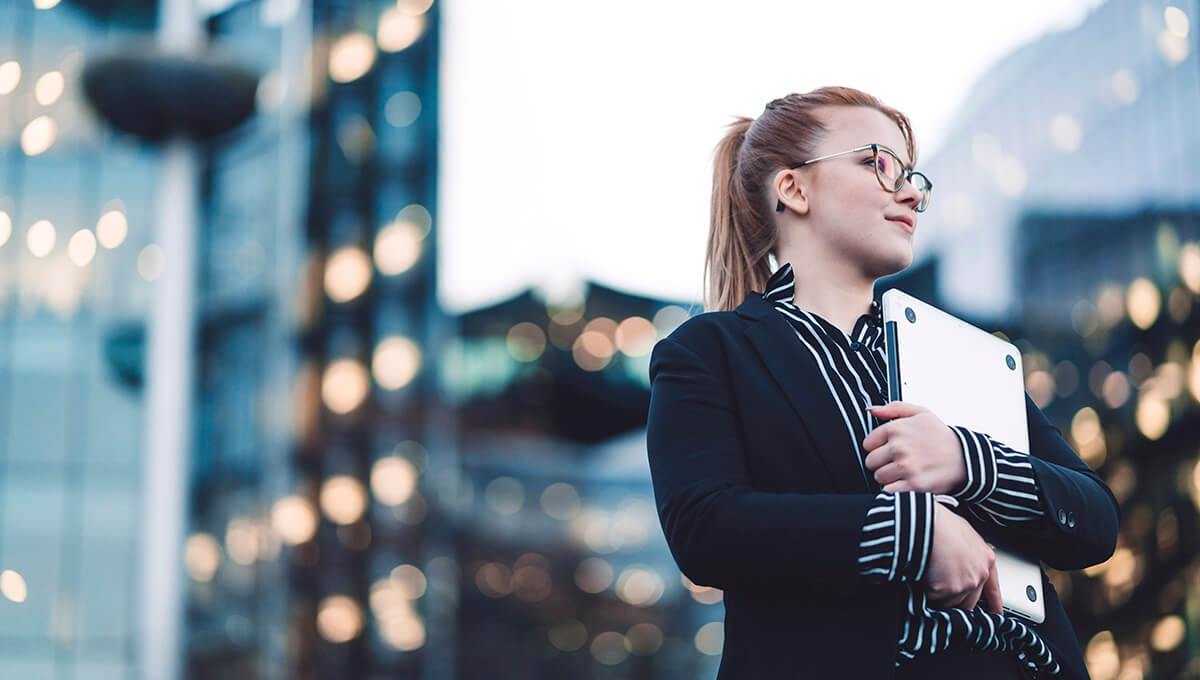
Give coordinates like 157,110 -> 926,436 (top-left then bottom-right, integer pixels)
894,176 -> 922,206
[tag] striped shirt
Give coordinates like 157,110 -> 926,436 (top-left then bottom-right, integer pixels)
762,262 -> 1061,677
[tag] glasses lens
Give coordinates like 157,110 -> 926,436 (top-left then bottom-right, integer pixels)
873,147 -> 906,190
911,172 -> 932,212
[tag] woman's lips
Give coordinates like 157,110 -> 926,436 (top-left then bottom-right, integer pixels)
887,217 -> 914,234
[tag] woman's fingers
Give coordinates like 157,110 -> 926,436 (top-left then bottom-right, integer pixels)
966,581 -> 986,612
863,441 -> 894,471
982,559 -> 1003,614
872,461 -> 905,487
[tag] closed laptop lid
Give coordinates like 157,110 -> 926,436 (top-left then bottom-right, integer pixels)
881,288 -> 1029,453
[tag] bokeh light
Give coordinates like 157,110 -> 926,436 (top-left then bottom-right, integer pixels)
138,244 -> 164,281
0,61 -> 20,94
574,557 -> 613,594
506,322 -> 547,362
682,573 -> 724,604
1150,614 -> 1185,652
485,477 -> 524,515
372,336 -> 421,389
653,305 -> 689,338
67,229 -> 96,267
317,595 -> 363,643
271,495 -> 318,545
615,316 -> 656,356
1165,6 -> 1190,36
96,210 -> 128,248
1111,68 -> 1139,104
378,7 -> 426,52
320,475 -> 368,525
548,620 -> 587,652
625,622 -> 663,656
589,631 -> 628,665
540,482 -> 581,520
184,533 -> 221,582
475,562 -> 513,597
1071,407 -> 1106,468
370,456 -> 418,506
0,570 -> 27,603
573,330 -> 614,371
384,91 -> 422,127
34,71 -> 63,106
26,219 -> 55,257
379,611 -> 425,651
1135,393 -> 1169,440
390,564 -> 427,599
615,566 -> 664,607
1085,630 -> 1118,680
373,216 -> 423,275
1049,113 -> 1082,152
1101,371 -> 1130,409
324,246 -> 372,302
21,116 -> 56,156
1157,29 -> 1189,64
694,622 -> 724,656
329,32 -> 376,83
225,518 -> 258,566
321,358 -> 369,414
1126,278 -> 1160,329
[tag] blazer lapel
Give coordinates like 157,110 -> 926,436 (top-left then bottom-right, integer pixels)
737,292 -> 872,493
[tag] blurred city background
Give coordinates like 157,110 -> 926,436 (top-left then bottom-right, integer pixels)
0,0 -> 1198,678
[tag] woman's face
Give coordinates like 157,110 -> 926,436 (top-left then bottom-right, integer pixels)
788,105 -> 923,280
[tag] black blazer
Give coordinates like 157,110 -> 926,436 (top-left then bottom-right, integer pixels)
646,291 -> 1120,679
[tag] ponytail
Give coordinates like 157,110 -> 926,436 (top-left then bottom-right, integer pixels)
701,87 -> 917,313
704,117 -> 772,313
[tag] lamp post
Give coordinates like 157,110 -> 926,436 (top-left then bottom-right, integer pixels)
80,1 -> 258,676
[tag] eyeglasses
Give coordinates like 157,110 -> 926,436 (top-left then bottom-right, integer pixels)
790,143 -> 933,212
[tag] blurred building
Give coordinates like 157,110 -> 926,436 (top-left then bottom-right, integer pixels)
0,2 -> 160,678
919,0 -> 1200,323
185,1 -> 445,679
917,0 -> 1200,677
445,281 -> 721,679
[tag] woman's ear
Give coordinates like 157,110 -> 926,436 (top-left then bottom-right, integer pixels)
773,168 -> 809,216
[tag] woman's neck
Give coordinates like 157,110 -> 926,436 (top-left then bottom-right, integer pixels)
777,252 -> 876,337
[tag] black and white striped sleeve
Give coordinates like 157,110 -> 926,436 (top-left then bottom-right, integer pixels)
948,425 -> 1043,525
858,490 -> 936,582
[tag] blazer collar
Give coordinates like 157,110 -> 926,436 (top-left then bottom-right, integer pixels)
736,292 -> 872,492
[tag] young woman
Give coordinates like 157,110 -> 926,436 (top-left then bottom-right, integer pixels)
646,87 -> 1119,679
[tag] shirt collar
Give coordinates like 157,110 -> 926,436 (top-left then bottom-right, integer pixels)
762,262 -> 884,341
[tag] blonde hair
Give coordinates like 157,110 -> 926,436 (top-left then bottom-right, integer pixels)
703,86 -> 916,312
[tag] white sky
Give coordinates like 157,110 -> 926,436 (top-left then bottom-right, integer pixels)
438,0 -> 1108,313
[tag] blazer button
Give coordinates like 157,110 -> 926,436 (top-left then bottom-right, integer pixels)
1057,508 -> 1068,526
1067,512 -> 1076,528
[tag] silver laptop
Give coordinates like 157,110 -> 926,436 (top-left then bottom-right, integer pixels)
881,288 -> 1045,624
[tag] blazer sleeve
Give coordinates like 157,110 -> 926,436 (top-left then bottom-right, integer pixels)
646,333 -> 923,593
973,393 -> 1120,571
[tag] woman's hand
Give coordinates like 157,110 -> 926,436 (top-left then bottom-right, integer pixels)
862,401 -> 966,495
925,502 -> 1002,613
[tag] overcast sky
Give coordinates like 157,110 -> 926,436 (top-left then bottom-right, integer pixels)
438,0 -> 1108,313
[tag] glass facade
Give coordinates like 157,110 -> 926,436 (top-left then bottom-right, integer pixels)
0,2 -> 158,678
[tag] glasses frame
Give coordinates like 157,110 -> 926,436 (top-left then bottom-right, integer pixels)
790,143 -> 933,212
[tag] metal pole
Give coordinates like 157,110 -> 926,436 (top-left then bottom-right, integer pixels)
140,2 -> 201,679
